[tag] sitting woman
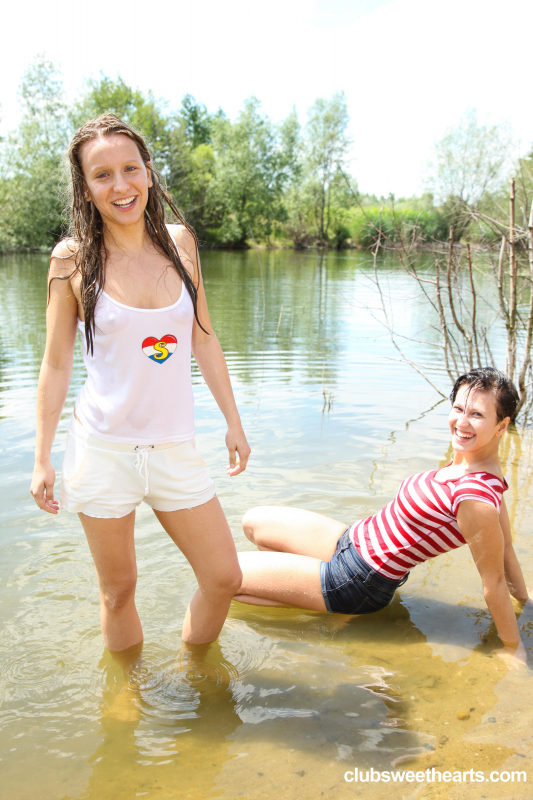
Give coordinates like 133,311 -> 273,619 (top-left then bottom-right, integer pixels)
235,368 -> 529,664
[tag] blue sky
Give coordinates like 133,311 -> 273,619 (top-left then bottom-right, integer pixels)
1,0 -> 531,197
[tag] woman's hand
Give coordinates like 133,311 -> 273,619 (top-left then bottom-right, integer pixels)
30,461 -> 59,514
225,425 -> 251,476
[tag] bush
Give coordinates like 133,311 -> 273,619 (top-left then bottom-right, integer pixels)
347,206 -> 449,248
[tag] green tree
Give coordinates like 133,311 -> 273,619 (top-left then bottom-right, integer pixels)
304,92 -> 351,244
276,109 -> 312,247
165,120 -> 216,237
179,95 -> 214,148
0,58 -> 68,250
163,97 -> 221,235
278,108 -> 302,188
71,76 -> 171,167
426,109 -> 512,238
208,98 -> 285,245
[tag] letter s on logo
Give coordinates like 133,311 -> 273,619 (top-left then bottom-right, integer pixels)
153,341 -> 169,360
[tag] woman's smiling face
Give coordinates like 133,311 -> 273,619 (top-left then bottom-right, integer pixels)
80,133 -> 152,228
449,384 -> 509,454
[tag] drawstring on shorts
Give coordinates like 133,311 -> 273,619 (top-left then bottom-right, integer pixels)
133,445 -> 154,495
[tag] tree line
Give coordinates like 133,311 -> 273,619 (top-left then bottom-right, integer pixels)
0,59 -> 530,253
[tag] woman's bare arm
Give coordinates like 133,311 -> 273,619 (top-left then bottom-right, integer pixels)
457,499 -> 521,644
30,245 -> 79,513
174,227 -> 251,476
499,498 -> 529,601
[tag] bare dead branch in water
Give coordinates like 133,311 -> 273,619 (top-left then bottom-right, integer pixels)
517,206 -> 533,413
467,244 -> 481,368
435,262 -> 456,382
275,305 -> 283,338
507,179 -> 518,378
446,229 -> 466,339
369,224 -> 447,397
336,165 -> 533,418
249,227 -> 266,334
497,236 -> 509,323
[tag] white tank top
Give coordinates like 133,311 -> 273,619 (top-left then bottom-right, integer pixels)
75,275 -> 196,445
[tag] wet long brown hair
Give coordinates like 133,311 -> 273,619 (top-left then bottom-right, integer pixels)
59,113 -> 206,354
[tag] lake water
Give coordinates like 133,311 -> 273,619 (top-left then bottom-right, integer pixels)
1,249 -> 532,800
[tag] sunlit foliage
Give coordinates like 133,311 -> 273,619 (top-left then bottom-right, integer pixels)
1,60 -> 517,252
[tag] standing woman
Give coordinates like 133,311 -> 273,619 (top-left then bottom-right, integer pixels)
30,114 -> 250,651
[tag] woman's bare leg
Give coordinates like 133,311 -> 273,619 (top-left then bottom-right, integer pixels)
154,497 -> 242,645
242,506 -> 347,560
80,510 -> 143,652
235,551 -> 327,611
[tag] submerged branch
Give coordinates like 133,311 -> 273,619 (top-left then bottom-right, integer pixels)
467,244 -> 482,367
368,230 -> 447,398
249,227 -> 266,334
497,236 -> 509,323
436,262 -> 456,382
334,167 -> 533,414
446,229 -> 466,340
517,206 -> 533,413
507,179 -> 518,379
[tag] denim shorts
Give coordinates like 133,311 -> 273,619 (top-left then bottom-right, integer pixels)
320,528 -> 409,614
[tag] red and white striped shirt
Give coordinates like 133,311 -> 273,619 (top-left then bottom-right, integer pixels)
349,468 -> 507,580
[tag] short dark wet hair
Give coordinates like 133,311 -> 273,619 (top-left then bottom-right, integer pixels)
450,367 -> 519,422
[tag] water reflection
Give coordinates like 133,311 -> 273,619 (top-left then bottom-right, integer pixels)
72,643 -> 242,800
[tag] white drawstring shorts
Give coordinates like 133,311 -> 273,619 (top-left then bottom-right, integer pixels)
60,415 -> 216,518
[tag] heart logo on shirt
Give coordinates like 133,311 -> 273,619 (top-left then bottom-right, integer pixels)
142,334 -> 177,364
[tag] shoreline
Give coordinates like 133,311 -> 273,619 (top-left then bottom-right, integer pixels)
0,240 -> 511,256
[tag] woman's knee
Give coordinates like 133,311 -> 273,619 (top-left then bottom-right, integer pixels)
242,506 -> 270,545
99,575 -> 137,612
199,565 -> 243,600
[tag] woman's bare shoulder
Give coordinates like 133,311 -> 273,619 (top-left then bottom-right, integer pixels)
167,224 -> 198,279
49,239 -> 79,277
167,223 -> 196,249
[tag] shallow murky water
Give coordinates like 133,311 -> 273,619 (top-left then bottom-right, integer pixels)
1,250 -> 532,799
